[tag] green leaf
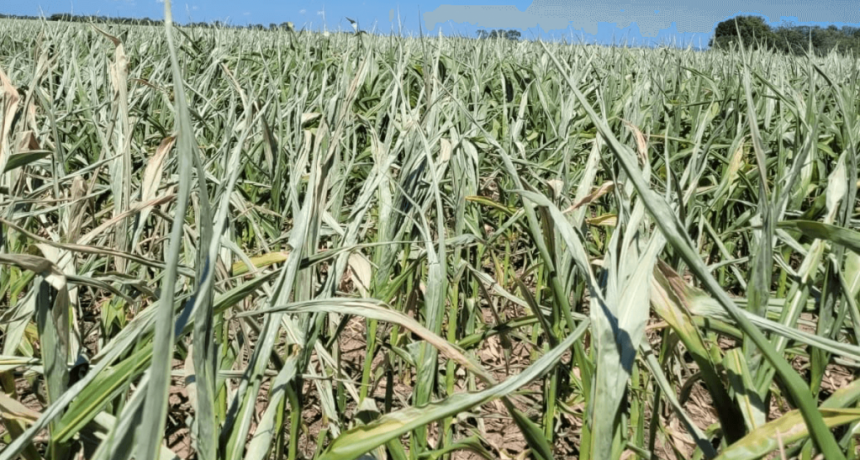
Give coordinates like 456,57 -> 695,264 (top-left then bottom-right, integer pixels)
778,220 -> 860,255
3,150 -> 52,172
56,347 -> 150,443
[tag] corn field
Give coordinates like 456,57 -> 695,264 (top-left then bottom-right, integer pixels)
0,8 -> 859,460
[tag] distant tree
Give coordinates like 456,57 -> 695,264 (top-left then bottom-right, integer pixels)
710,16 -> 775,50
478,29 -> 521,40
772,24 -> 808,54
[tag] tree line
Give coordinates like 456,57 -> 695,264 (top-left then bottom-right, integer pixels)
0,12 -> 295,31
2,13 -> 525,39
711,16 -> 860,55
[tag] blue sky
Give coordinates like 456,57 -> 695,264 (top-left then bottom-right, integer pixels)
3,0 -> 859,48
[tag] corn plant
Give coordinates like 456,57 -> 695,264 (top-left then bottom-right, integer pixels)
0,5 -> 859,460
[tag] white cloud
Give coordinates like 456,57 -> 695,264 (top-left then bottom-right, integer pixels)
192,5 -> 198,9
243,11 -> 250,15
299,9 -> 306,14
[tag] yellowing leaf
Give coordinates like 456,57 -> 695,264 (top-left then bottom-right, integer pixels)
716,409 -> 860,460
231,251 -> 291,276
586,214 -> 617,227
564,181 -> 615,214
0,393 -> 40,424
